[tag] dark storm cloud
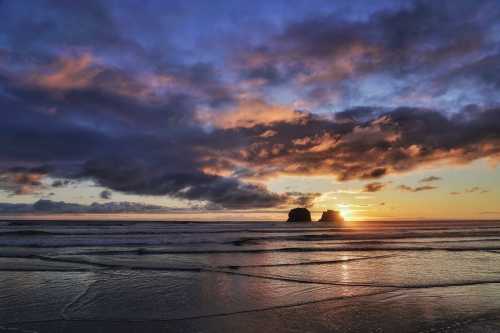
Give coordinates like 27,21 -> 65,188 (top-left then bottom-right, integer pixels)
0,55 -> 273,208
82,158 -> 289,209
0,76 -> 281,208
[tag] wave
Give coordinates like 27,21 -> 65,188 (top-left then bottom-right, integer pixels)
217,268 -> 500,290
227,231 -> 500,245
217,254 -> 397,269
3,253 -> 500,292
0,238 -> 225,248
0,237 -> 499,250
1,232 -> 499,249
1,221 -> 499,252
0,230 -> 58,237
0,229 -> 493,238
64,245 -> 500,256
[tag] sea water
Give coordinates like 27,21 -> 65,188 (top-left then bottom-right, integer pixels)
1,220 -> 500,332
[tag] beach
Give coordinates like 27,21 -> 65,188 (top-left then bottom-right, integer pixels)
1,220 -> 500,332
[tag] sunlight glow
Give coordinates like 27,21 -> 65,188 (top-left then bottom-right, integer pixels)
338,207 -> 352,220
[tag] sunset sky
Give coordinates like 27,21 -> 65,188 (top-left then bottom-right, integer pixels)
0,0 -> 499,220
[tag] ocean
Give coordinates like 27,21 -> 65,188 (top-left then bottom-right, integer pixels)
1,220 -> 500,332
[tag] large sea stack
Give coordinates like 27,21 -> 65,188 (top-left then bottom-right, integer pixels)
287,207 -> 312,223
318,210 -> 344,223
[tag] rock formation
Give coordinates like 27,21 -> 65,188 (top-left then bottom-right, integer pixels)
318,210 -> 344,223
287,207 -> 312,223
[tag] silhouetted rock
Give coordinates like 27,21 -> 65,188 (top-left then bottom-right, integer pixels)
287,207 -> 312,222
318,210 -> 344,223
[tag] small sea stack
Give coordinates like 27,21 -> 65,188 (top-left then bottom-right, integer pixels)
287,207 -> 312,223
318,210 -> 344,223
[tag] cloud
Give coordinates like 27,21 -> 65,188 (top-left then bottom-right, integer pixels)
397,185 -> 437,192
0,197 -> 324,215
465,187 -> 489,194
259,130 -> 278,138
100,190 -> 112,200
362,182 -> 386,193
2,61 -> 500,208
285,192 -> 322,208
449,191 -> 461,195
0,51 -> 276,210
210,106 -> 500,182
0,199 -> 178,214
479,211 -> 500,215
233,0 -> 500,110
199,98 -> 304,129
28,53 -> 99,91
419,176 -> 441,183
52,180 -> 72,188
445,55 -> 500,89
0,166 -> 49,195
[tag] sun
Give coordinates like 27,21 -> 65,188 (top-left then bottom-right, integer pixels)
338,207 -> 352,220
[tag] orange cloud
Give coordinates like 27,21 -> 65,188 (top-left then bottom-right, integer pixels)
202,107 -> 500,184
30,53 -> 99,91
199,98 -> 305,129
24,53 -> 224,104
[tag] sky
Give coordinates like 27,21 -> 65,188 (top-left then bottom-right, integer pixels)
0,0 -> 499,221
